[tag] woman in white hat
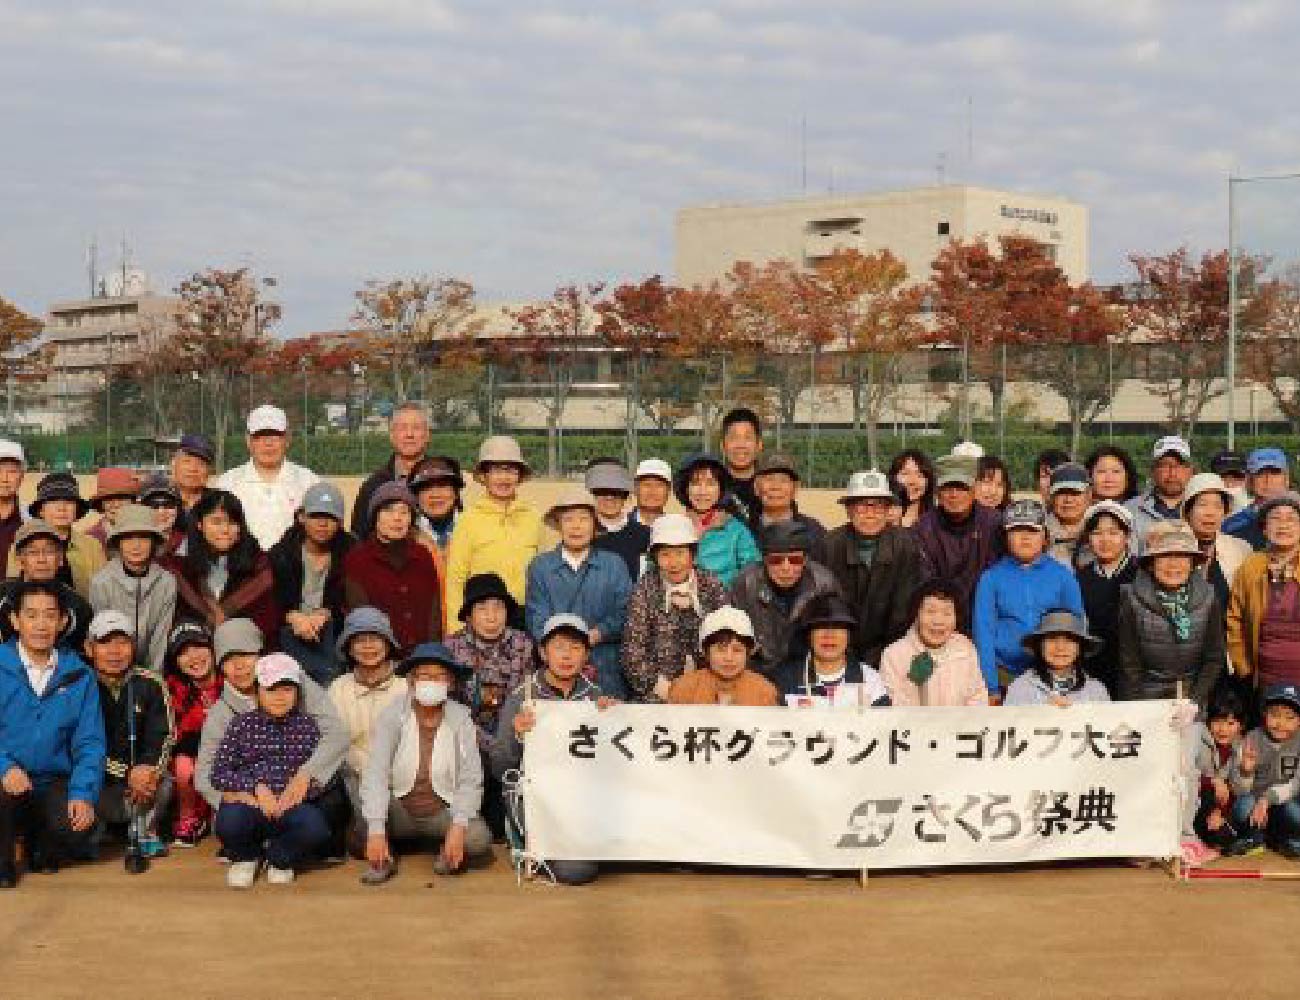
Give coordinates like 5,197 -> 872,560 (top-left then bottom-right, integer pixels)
621,514 -> 728,702
443,436 -> 543,625
1181,472 -> 1252,612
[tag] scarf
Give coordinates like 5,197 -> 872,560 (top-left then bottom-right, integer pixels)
662,572 -> 701,613
908,650 -> 935,686
1156,582 -> 1193,643
854,532 -> 879,570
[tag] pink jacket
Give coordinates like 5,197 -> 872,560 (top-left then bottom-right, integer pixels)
879,627 -> 989,707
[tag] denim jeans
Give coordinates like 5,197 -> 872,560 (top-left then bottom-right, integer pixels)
279,620 -> 341,687
215,801 -> 330,869
1229,794 -> 1300,852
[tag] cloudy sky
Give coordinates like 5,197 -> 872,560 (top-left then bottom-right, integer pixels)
2,0 -> 1298,334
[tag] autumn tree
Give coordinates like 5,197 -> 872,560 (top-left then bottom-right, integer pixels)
595,275 -> 669,465
508,283 -> 604,476
1243,265 -> 1300,433
172,268 -> 279,469
351,277 -> 479,404
660,282 -> 746,450
1124,248 -> 1270,439
802,249 -> 927,467
0,296 -> 44,433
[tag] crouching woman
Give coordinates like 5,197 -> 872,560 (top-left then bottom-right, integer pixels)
358,643 -> 493,885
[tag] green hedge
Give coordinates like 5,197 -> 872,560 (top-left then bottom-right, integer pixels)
19,429 -> 1298,491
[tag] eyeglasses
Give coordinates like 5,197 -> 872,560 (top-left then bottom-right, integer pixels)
764,552 -> 806,568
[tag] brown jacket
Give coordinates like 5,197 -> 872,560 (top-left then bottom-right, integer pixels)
1226,550 -> 1300,679
667,667 -> 778,707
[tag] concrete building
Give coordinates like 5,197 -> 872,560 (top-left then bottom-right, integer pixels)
675,184 -> 1089,287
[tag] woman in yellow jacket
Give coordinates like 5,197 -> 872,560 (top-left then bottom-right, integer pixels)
444,437 -> 543,627
1226,493 -> 1300,687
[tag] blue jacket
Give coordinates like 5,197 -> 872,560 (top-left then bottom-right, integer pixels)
696,514 -> 760,588
525,547 -> 633,699
0,640 -> 106,804
972,555 -> 1085,688
1223,505 -> 1265,551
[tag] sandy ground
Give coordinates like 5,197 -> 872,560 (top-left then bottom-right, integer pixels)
1,841 -> 1297,1000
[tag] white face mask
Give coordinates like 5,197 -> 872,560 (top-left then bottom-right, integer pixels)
413,680 -> 449,707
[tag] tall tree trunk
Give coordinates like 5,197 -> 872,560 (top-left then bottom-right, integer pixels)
852,354 -> 865,433
1068,346 -> 1083,456
864,352 -> 879,469
625,355 -> 641,466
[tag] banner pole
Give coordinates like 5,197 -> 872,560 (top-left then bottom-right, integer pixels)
1172,683 -> 1186,882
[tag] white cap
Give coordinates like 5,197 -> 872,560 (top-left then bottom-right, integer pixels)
1083,499 -> 1134,532
699,605 -> 755,646
0,439 -> 25,467
89,610 -> 133,642
634,458 -> 672,484
1153,435 -> 1192,462
649,512 -> 698,548
951,440 -> 985,460
255,652 -> 302,688
839,470 -> 896,504
540,614 -> 591,644
247,404 -> 289,435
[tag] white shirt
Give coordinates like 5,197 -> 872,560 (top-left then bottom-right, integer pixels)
216,460 -> 320,550
561,548 -> 589,573
18,642 -> 57,696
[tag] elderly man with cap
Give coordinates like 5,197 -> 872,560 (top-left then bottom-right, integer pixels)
170,433 -> 217,516
1224,447 -> 1292,551
0,520 -> 94,653
631,458 -> 672,527
914,454 -> 1004,617
750,451 -> 825,549
585,458 -> 652,580
351,402 -> 432,538
1126,434 -> 1196,547
0,579 -> 106,887
88,503 -> 176,672
358,642 -> 492,884
343,480 -> 443,651
525,487 -> 632,698
1044,462 -> 1092,567
85,467 -> 139,548
819,470 -> 920,668
1227,491 -> 1300,688
195,619 -> 347,831
10,471 -> 105,598
445,435 -> 543,625
0,439 -> 26,568
490,613 -> 612,886
408,455 -> 465,557
728,520 -> 842,677
85,609 -> 174,860
215,404 -> 320,551
622,513 -> 728,702
269,481 -> 357,685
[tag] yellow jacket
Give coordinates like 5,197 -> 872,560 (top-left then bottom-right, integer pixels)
1226,550 -> 1300,679
443,496 -> 544,625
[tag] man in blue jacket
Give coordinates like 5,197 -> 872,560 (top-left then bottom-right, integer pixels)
524,488 -> 632,700
972,499 -> 1085,702
0,580 -> 106,887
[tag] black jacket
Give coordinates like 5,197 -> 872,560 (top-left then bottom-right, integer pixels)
267,523 -> 356,630
817,525 -> 920,667
1075,558 -> 1138,698
97,668 -> 174,780
0,578 -> 93,654
594,519 -> 651,581
728,560 -> 843,676
772,655 -> 890,705
1116,571 -> 1224,709
350,455 -> 403,538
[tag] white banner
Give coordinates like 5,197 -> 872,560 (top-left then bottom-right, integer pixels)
523,701 -> 1181,869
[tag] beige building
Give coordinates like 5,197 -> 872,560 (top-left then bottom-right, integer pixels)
675,184 -> 1089,287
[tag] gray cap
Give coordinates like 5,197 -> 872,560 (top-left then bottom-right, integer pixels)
336,606 -> 400,656
934,454 -> 975,489
213,618 -> 264,665
585,462 -> 633,494
1048,462 -> 1089,496
1004,498 -> 1047,532
302,481 -> 346,521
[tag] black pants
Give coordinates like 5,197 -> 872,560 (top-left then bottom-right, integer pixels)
0,778 -> 95,864
1193,787 -> 1238,850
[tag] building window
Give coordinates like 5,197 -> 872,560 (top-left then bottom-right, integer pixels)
937,221 -> 950,236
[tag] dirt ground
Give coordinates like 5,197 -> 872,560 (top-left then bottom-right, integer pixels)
1,841 -> 1297,1000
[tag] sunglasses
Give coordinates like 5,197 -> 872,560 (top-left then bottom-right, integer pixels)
764,552 -> 806,567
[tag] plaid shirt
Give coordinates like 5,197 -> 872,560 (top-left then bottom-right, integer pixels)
444,627 -> 537,748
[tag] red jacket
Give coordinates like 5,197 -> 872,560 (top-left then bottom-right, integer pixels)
343,538 -> 442,653
169,551 -> 283,645
167,672 -> 223,758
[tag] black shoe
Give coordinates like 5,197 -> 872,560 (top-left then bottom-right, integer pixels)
0,863 -> 15,889
27,848 -> 59,874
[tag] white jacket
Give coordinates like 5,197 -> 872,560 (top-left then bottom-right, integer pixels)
360,695 -> 483,835
215,460 -> 320,550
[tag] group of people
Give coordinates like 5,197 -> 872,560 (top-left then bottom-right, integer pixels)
0,399 -> 1298,891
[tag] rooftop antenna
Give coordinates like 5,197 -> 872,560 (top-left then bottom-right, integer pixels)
936,151 -> 948,186
967,95 -> 975,177
87,238 -> 99,298
120,234 -> 130,296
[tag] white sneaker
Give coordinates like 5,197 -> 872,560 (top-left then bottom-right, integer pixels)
265,865 -> 295,885
226,861 -> 259,889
